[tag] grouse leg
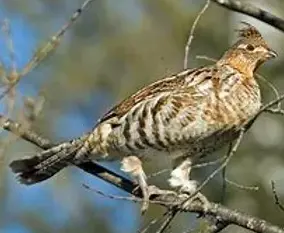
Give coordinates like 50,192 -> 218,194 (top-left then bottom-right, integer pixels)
121,156 -> 149,213
168,158 -> 210,212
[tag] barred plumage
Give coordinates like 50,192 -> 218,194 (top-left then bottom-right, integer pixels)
81,64 -> 261,160
10,23 -> 277,210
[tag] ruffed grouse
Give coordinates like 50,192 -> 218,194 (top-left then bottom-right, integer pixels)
10,24 -> 277,211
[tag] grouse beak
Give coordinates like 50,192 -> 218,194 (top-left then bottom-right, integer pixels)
267,49 -> 278,59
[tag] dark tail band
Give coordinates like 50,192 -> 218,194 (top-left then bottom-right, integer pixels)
10,142 -> 81,184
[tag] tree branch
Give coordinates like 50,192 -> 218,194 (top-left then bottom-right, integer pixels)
2,114 -> 284,233
211,0 -> 284,32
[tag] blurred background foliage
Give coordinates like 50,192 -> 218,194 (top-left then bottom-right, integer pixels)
0,0 -> 283,232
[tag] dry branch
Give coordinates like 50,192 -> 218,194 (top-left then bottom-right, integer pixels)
184,0 -> 210,69
271,181 -> 284,213
211,0 -> 284,32
1,107 -> 284,233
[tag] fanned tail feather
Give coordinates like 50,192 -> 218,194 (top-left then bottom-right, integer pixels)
9,140 -> 83,185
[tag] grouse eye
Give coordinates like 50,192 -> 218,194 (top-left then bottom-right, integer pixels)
246,44 -> 255,51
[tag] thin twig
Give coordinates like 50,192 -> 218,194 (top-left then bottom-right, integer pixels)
225,178 -> 259,191
139,211 -> 169,233
255,94 -> 284,118
184,0 -> 210,69
148,169 -> 170,179
1,19 -> 16,74
256,74 -> 282,110
192,157 -> 224,169
156,208 -> 178,233
265,108 -> 284,116
82,183 -> 141,203
221,143 -> 232,203
271,181 -> 284,212
0,19 -> 18,159
196,55 -> 217,62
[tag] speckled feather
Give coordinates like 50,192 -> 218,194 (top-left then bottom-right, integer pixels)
81,64 -> 260,162
10,24 -> 276,184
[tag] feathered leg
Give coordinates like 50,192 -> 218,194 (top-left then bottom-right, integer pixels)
168,158 -> 198,193
168,158 -> 209,211
121,156 -> 150,213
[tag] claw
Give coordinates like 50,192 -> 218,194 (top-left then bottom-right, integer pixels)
121,156 -> 150,214
194,192 -> 210,213
181,192 -> 210,215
